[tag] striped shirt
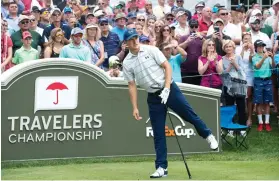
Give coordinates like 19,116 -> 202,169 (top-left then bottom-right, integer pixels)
123,45 -> 167,93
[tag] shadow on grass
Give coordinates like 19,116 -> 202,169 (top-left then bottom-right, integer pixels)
2,117 -> 279,169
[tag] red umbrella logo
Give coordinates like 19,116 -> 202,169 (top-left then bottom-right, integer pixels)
46,82 -> 68,105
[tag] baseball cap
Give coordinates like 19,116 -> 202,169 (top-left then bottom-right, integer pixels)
124,28 -> 138,41
139,35 -> 150,42
188,19 -> 198,26
63,7 -> 73,13
195,1 -> 205,7
22,31 -> 32,39
213,18 -> 224,24
40,8 -> 50,14
249,16 -> 260,24
71,27 -> 83,35
99,18 -> 109,24
127,12 -> 137,19
115,13 -> 127,20
214,3 -> 225,8
254,39 -> 266,47
176,10 -> 188,18
165,12 -> 175,17
31,6 -> 40,13
235,3 -> 245,12
251,9 -> 262,16
85,23 -> 98,29
50,8 -> 61,15
273,0 -> 279,6
18,15 -> 30,22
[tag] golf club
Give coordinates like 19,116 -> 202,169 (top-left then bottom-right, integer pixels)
166,105 -> 192,179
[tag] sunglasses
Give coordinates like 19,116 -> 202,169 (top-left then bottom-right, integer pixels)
10,6 -> 18,8
155,26 -> 161,28
52,13 -> 61,17
73,33 -> 83,37
42,11 -> 49,15
167,18 -> 174,21
138,19 -> 145,21
190,25 -> 198,29
220,13 -> 229,16
243,32 -> 251,35
177,0 -> 183,2
208,43 -> 215,46
100,23 -> 108,26
252,22 -> 260,25
163,29 -> 170,32
56,33 -> 64,37
21,21 -> 30,25
2,23 -> 8,27
30,19 -> 36,22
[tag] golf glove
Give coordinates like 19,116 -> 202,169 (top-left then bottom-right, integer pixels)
159,87 -> 170,104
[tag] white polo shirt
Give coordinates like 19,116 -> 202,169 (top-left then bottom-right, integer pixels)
250,31 -> 272,49
207,23 -> 242,40
123,45 -> 167,93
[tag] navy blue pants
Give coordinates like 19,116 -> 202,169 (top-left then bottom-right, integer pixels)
147,82 -> 212,169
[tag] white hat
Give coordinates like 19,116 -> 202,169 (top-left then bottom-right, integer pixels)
71,27 -> 83,35
251,9 -> 262,16
249,16 -> 260,24
85,23 -> 98,29
273,0 -> 279,6
18,15 -> 29,22
50,8 -> 61,15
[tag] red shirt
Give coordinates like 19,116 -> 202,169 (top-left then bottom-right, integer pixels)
198,18 -> 212,32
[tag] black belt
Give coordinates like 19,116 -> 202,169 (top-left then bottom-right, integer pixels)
255,77 -> 270,81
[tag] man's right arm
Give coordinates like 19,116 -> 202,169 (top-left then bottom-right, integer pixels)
128,81 -> 138,110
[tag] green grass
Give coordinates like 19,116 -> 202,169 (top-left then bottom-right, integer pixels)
2,118 -> 279,180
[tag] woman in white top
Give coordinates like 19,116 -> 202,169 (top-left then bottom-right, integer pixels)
235,32 -> 256,126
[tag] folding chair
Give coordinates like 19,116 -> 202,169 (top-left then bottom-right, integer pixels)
220,105 -> 251,149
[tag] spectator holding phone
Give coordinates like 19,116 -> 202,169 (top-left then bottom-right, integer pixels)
179,19 -> 204,85
252,40 -> 275,132
206,18 -> 231,56
235,32 -> 255,126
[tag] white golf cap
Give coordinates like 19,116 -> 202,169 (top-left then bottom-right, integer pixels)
273,0 -> 279,5
251,9 -> 262,16
71,27 -> 83,35
85,23 -> 98,29
50,8 -> 61,15
249,16 -> 260,24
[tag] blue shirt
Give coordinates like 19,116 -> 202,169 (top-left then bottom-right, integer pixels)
169,54 -> 186,83
100,31 -> 121,68
59,43 -> 91,61
111,26 -> 126,41
42,23 -> 72,42
252,53 -> 272,78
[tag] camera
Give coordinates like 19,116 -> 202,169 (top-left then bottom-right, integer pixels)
214,26 -> 220,32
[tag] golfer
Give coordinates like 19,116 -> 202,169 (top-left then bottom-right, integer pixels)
122,29 -> 218,178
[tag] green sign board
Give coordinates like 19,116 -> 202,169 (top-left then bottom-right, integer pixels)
1,59 -> 222,161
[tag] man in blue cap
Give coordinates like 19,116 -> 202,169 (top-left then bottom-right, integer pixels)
122,28 -> 219,178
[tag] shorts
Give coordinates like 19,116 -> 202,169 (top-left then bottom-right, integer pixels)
253,78 -> 273,104
246,75 -> 254,87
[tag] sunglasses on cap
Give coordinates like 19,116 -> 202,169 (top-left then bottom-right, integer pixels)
52,13 -> 61,17
21,20 -> 30,25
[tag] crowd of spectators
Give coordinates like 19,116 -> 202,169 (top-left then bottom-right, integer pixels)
1,0 -> 279,132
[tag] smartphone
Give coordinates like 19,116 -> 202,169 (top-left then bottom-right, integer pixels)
190,32 -> 197,37
214,26 -> 220,32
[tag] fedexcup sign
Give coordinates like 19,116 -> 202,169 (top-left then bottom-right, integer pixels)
1,59 -> 221,161
7,76 -> 103,144
146,112 -> 196,138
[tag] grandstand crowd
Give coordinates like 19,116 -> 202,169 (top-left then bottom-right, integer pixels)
1,0 -> 279,132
